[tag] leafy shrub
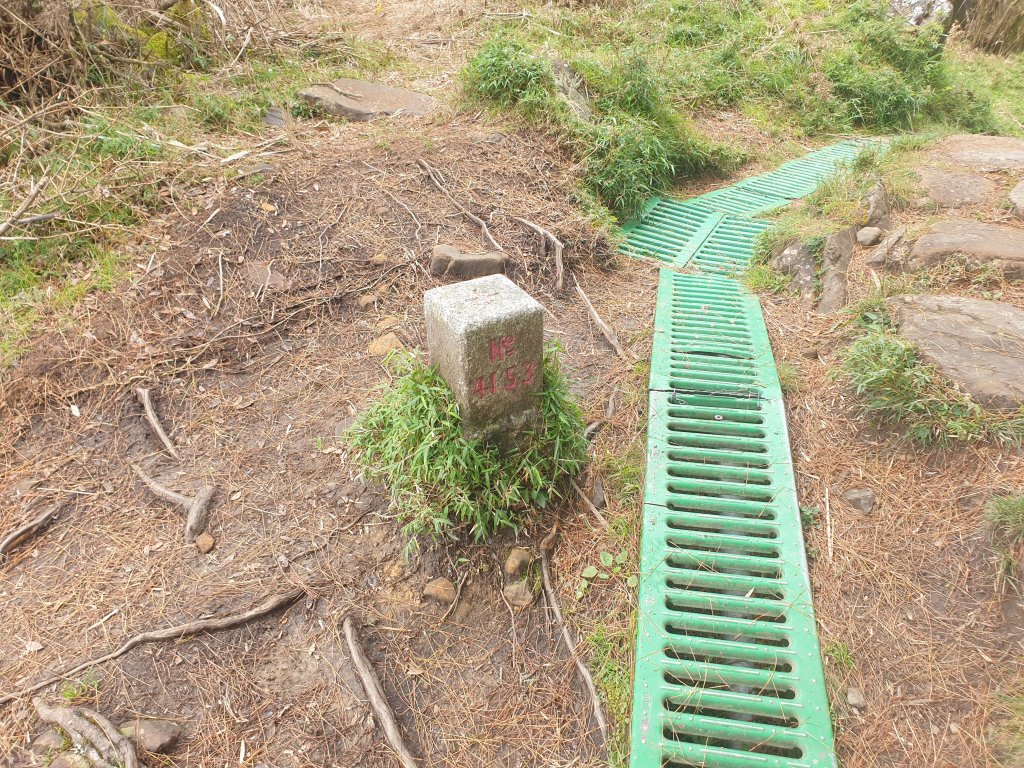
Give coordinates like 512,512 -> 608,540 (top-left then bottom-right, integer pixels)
346,346 -> 587,547
463,35 -> 555,116
841,329 -> 1024,446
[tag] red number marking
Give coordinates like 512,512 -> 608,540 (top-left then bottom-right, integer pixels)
504,366 -> 519,391
488,335 -> 518,363
521,361 -> 537,387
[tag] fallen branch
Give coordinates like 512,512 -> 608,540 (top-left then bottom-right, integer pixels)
416,158 -> 502,252
584,393 -> 617,441
575,284 -> 624,358
34,698 -> 138,768
1,589 -> 304,707
342,617 -> 419,768
571,480 -> 609,528
539,528 -> 608,744
0,176 -> 49,238
134,387 -> 180,460
133,465 -> 215,543
0,504 -> 61,559
513,217 -> 564,290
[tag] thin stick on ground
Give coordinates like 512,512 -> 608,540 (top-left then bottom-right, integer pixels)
1,589 -> 304,707
132,464 -> 215,543
571,480 -> 609,528
575,284 -> 625,358
342,616 -> 419,768
584,393 -> 617,441
34,698 -> 139,768
513,217 -> 564,290
134,387 -> 180,460
0,176 -> 49,238
0,503 -> 61,559
416,158 -> 502,252
439,572 -> 469,624
539,527 -> 609,745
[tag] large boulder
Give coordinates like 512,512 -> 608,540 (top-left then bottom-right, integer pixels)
1011,180 -> 1024,219
886,294 -> 1024,410
933,134 -> 1024,172
917,167 -> 996,208
817,228 -> 856,314
298,79 -> 433,121
908,220 -> 1024,278
771,240 -> 816,302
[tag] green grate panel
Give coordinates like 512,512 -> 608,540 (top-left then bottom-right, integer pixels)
632,271 -> 836,768
621,197 -> 719,263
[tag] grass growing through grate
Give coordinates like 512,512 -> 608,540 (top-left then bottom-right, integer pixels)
840,329 -> 1024,447
345,346 -> 587,549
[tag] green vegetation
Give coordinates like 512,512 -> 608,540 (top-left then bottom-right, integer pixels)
988,494 -> 1024,592
59,669 -> 101,703
345,347 -> 587,548
841,328 -> 1024,446
776,360 -> 801,394
587,621 -> 635,768
823,640 -> 856,674
463,0 -> 1002,221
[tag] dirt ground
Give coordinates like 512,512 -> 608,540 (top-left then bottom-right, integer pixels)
3,2 -> 1024,768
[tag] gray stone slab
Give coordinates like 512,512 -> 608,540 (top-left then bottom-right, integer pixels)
917,167 -> 996,207
887,294 -> 1024,410
424,275 -> 543,443
934,134 -> 1024,171
908,219 -> 1024,278
298,79 -> 433,121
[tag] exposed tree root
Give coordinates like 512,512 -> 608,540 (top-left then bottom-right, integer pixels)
33,698 -> 138,768
416,158 -> 502,252
134,387 -> 180,460
575,284 -> 625,358
513,216 -> 565,290
342,616 -> 419,768
132,464 -> 215,543
0,503 -> 62,560
1,588 -> 305,707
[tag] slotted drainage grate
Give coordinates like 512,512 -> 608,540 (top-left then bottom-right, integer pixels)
621,142 -> 877,767
633,272 -> 835,768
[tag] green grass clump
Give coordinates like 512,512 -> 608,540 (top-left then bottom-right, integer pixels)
345,346 -> 587,547
462,35 -> 737,220
989,495 -> 1024,545
841,329 -> 1024,446
587,621 -> 635,768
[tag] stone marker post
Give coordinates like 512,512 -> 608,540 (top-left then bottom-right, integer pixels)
424,275 -> 544,444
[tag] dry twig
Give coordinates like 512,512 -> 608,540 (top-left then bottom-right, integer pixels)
0,176 -> 49,237
133,465 -> 215,543
439,572 -> 469,624
34,698 -> 138,768
416,158 -> 502,251
0,503 -> 61,559
513,217 -> 564,290
539,528 -> 609,744
575,284 -> 624,358
1,589 -> 304,707
134,387 -> 180,460
571,480 -> 609,528
342,616 -> 419,768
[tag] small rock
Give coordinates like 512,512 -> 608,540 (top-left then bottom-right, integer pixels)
376,316 -> 400,330
429,244 -> 506,279
801,347 -> 820,360
119,718 -> 182,754
423,577 -> 457,604
243,261 -> 289,290
298,79 -> 433,121
195,532 -> 215,554
356,293 -> 379,310
367,332 -> 404,357
817,228 -> 856,315
840,487 -> 876,514
502,578 -> 537,608
50,755 -> 91,768
863,181 -> 891,230
30,729 -> 65,754
504,547 -> 533,579
263,106 -> 290,128
847,686 -> 867,710
369,253 -> 389,266
856,227 -> 882,246
589,473 -> 607,510
771,240 -> 817,302
865,227 -> 909,272
1010,180 -> 1024,218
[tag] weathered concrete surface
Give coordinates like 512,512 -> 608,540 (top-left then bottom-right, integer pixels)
430,244 -> 506,279
917,167 -> 996,207
817,228 -> 856,314
771,240 -> 817,302
908,220 -> 1024,278
425,275 -> 543,442
299,79 -> 433,121
934,134 -> 1024,172
886,294 -> 1024,410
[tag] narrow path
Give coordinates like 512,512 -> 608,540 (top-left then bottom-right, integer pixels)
624,141 -> 872,768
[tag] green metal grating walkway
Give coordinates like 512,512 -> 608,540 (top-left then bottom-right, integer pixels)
625,140 -> 873,768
